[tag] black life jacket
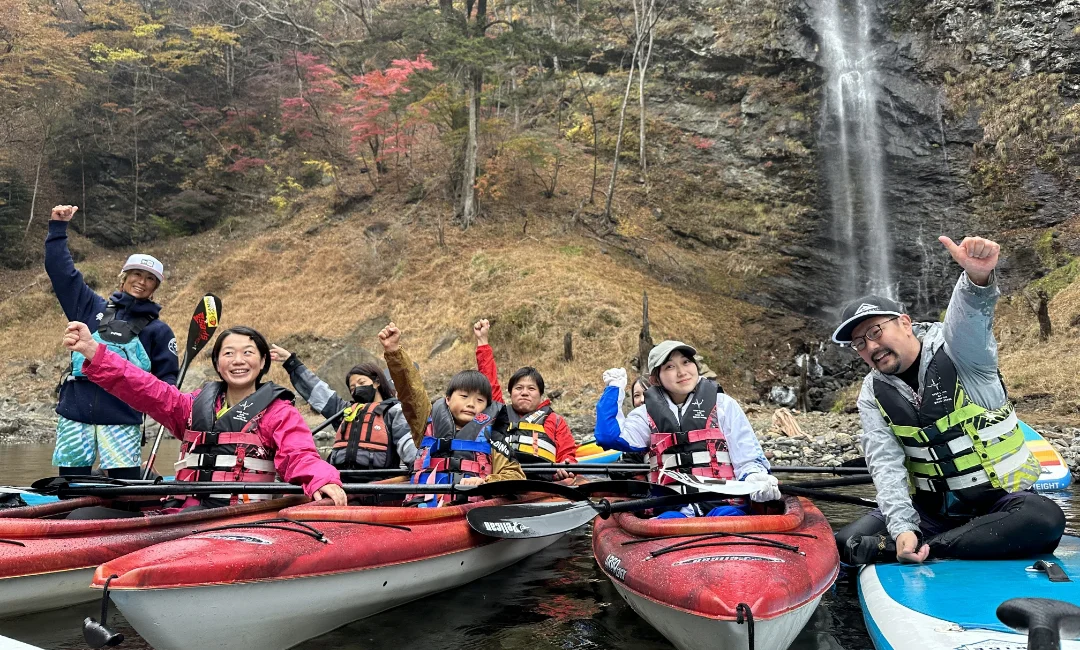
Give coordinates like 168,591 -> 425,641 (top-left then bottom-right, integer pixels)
874,346 -> 1038,518
174,381 -> 291,506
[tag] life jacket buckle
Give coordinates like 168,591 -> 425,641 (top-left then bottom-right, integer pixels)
198,454 -> 218,470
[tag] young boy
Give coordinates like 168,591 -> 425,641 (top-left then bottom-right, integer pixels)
379,323 -> 523,506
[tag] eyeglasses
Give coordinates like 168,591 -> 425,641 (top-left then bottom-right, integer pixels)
849,316 -> 899,352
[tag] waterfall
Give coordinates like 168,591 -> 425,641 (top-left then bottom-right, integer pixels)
816,0 -> 895,300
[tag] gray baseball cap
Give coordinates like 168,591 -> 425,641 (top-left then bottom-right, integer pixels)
647,340 -> 698,374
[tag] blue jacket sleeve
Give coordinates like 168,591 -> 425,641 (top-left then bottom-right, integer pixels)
594,385 -> 645,453
45,220 -> 106,324
147,321 -> 179,386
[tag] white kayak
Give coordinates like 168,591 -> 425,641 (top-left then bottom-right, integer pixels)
91,498 -> 566,650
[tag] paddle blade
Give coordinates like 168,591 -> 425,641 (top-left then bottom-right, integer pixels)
660,472 -> 757,496
467,501 -> 598,539
184,294 -> 222,360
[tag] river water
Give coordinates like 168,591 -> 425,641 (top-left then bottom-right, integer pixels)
0,443 -> 1076,650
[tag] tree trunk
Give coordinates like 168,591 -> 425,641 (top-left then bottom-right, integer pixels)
133,68 -> 140,225
77,138 -> 87,231
1037,289 -> 1052,341
603,45 -> 640,221
24,123 -> 51,235
574,72 -> 599,204
460,72 -> 480,229
638,291 -> 652,375
637,18 -> 655,174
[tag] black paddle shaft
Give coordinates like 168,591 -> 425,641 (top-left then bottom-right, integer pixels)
45,478 -> 589,501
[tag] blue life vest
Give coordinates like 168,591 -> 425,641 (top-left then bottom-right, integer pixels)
410,398 -> 510,508
71,303 -> 152,377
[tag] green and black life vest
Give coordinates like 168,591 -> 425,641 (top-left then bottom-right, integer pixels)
874,347 -> 1040,517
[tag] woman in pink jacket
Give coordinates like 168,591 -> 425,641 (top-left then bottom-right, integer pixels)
63,321 -> 346,509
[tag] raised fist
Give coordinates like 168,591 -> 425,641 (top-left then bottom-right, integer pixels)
51,205 -> 78,222
473,319 -> 490,347
269,344 -> 292,364
378,322 -> 401,353
602,367 -> 628,390
63,321 -> 98,361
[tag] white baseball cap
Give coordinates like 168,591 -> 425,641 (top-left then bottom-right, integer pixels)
122,254 -> 165,283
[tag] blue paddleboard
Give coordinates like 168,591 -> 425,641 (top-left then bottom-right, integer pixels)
859,535 -> 1080,649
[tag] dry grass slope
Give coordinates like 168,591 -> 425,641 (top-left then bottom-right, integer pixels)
0,185 -> 761,421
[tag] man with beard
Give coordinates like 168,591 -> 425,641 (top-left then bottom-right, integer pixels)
832,235 -> 1064,565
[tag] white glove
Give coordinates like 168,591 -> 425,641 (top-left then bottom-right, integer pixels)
744,472 -> 781,502
602,368 -> 628,390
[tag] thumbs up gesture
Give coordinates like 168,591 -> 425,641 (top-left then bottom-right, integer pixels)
939,236 -> 999,287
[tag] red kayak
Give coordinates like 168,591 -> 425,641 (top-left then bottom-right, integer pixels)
92,493 -> 569,650
0,495 -> 304,618
593,496 -> 839,650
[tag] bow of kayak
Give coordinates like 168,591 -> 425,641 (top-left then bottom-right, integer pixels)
0,495 -> 304,618
593,496 -> 839,650
94,495 -> 568,650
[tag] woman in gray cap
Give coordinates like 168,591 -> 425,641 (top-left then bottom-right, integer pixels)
46,205 -> 179,480
595,341 -> 780,516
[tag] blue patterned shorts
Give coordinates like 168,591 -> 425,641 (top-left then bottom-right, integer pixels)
53,416 -> 142,469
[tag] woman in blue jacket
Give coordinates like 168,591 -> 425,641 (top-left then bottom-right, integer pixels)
46,205 -> 179,480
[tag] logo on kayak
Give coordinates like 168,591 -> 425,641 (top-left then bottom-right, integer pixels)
952,642 -> 1025,650
202,534 -> 272,545
483,521 -> 530,535
604,554 -> 628,581
672,555 -> 783,566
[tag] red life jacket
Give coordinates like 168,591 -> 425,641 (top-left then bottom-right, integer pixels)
645,379 -> 735,487
173,381 -> 289,506
330,399 -> 400,470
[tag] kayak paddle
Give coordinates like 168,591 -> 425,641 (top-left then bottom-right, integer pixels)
142,294 -> 222,479
467,490 -> 729,539
467,474 -> 878,539
30,477 -> 591,500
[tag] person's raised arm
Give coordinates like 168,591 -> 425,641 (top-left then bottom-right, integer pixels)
938,236 -> 1003,378
271,344 -> 350,420
380,322 -> 430,447
65,321 -> 192,436
45,206 -> 105,323
473,319 -> 504,403
595,368 -> 647,452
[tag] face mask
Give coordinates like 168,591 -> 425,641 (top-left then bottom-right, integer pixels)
351,384 -> 377,404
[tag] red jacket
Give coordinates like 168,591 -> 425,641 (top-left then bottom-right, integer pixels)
83,347 -> 342,497
475,344 -> 577,463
